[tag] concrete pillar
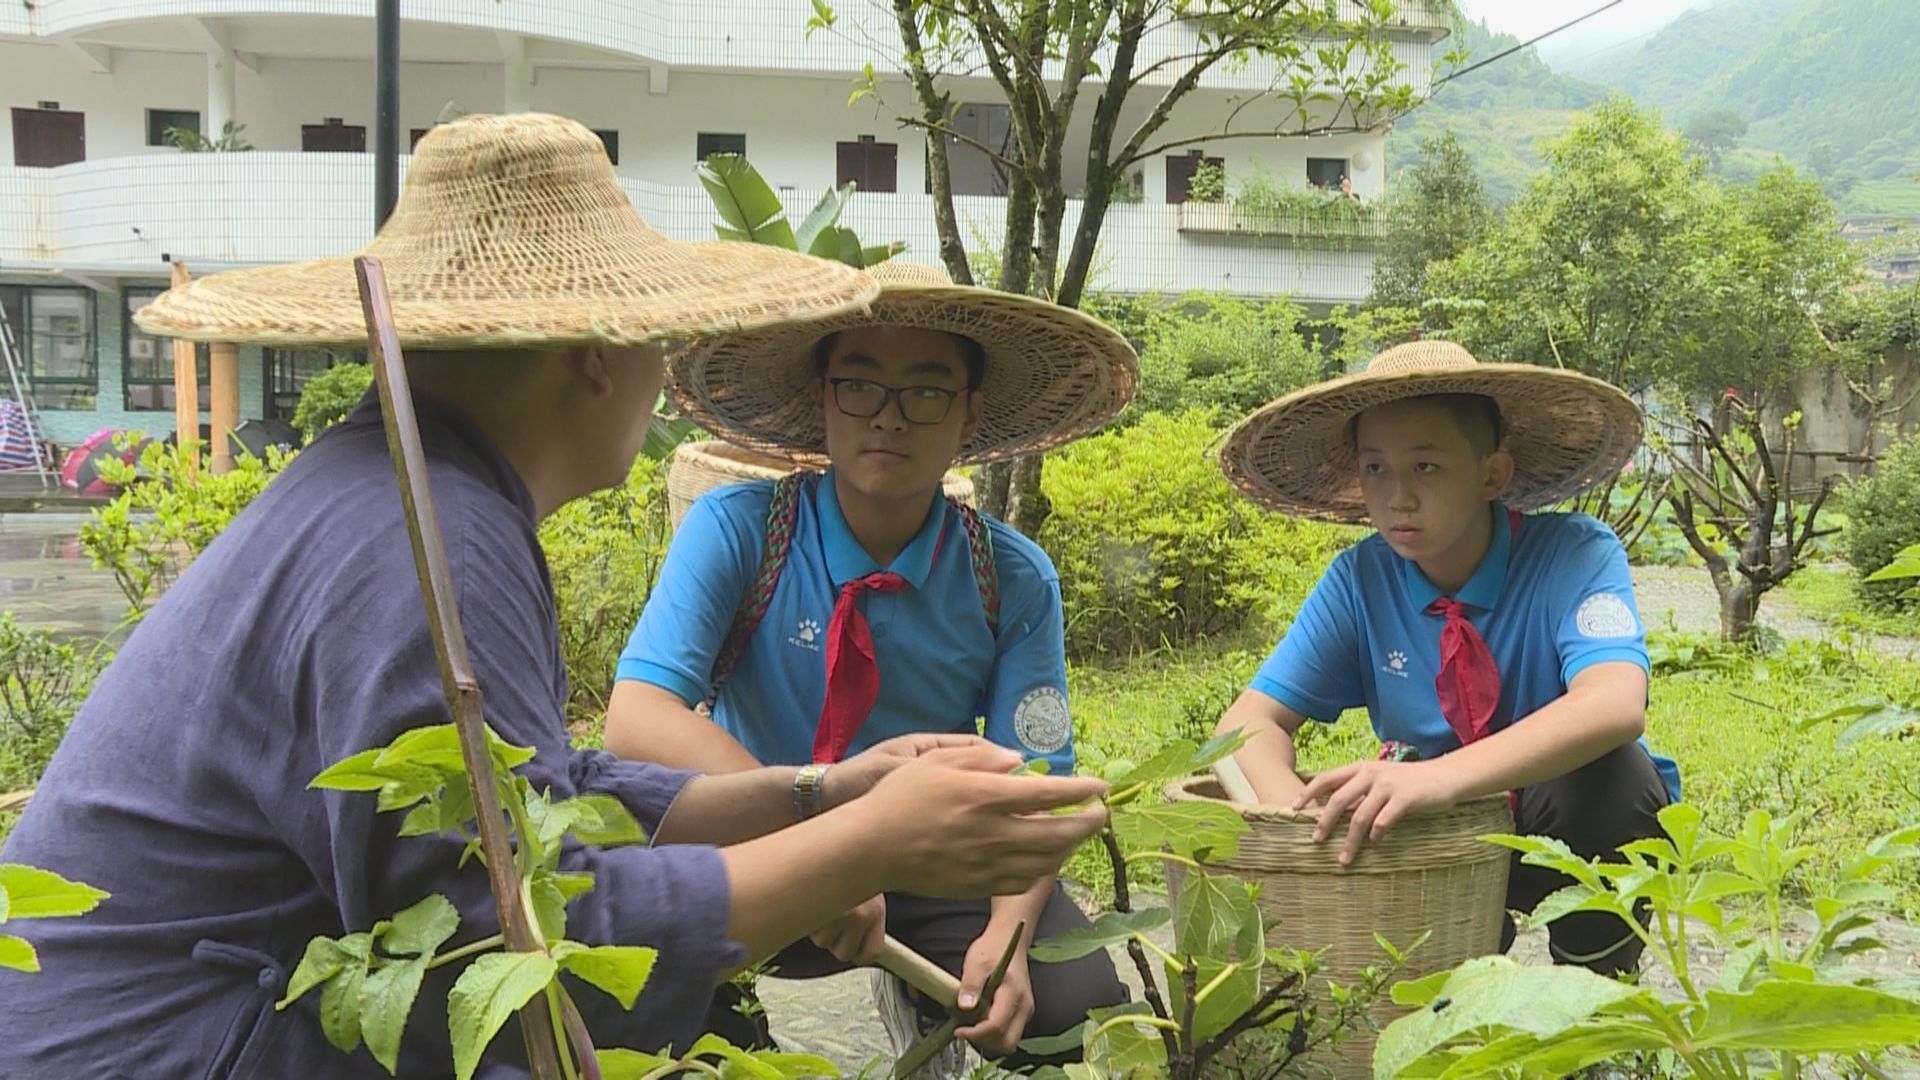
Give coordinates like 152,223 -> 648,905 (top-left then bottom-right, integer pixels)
209,342 -> 239,474
207,42 -> 236,141
169,263 -> 199,475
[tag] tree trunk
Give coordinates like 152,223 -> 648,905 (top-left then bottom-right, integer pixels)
1719,578 -> 1762,644
977,461 -> 1013,520
1007,455 -> 1049,537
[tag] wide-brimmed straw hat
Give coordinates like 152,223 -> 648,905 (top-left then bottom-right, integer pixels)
134,113 -> 878,348
1221,340 -> 1642,523
667,261 -> 1138,464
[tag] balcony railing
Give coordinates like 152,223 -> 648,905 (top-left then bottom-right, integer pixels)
1177,201 -> 1390,246
0,154 -> 1377,304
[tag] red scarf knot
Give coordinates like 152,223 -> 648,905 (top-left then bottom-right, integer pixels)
812,571 -> 910,764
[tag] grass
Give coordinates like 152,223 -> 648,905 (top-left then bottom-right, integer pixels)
1841,178 -> 1920,217
1065,632 -> 1920,917
1783,565 -> 1920,639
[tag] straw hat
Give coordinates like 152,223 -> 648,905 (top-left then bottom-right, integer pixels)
667,261 -> 1138,464
134,113 -> 878,348
1220,340 -> 1642,523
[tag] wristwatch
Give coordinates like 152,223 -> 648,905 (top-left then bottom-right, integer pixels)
793,763 -> 832,820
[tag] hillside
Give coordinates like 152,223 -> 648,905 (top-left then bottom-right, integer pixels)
1577,0 -> 1920,194
1388,20 -> 1610,204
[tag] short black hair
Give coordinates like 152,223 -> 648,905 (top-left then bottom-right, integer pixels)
811,330 -> 986,389
1350,393 -> 1504,456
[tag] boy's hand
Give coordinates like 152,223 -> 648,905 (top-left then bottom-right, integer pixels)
810,894 -> 888,964
827,733 -> 1002,809
955,931 -> 1035,1056
1293,759 -> 1461,865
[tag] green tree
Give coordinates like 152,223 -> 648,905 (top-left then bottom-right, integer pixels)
1369,130 -> 1492,312
1683,108 -> 1747,170
810,0 -> 1445,534
1432,97 -> 1717,391
1132,294 -> 1324,419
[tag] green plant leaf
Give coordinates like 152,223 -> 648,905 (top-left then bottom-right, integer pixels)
859,242 -> 905,267
806,224 -> 865,267
1480,834 -> 1607,890
567,793 -> 647,847
552,942 -> 658,1010
383,894 -> 460,959
1113,800 -> 1248,862
0,865 -> 109,919
1839,704 -> 1920,748
1173,868 -> 1261,964
320,951 -> 371,1054
1189,727 -> 1252,774
309,748 -> 395,791
449,951 -> 558,1080
1372,957 -> 1647,1078
597,1048 -> 675,1080
795,184 -> 852,253
1433,1022 -> 1670,1078
0,933 -> 38,972
280,935 -> 365,1009
361,957 -> 428,1074
1030,908 -> 1171,963
1168,955 -> 1256,1042
684,1033 -> 792,1077
1018,1021 -> 1088,1058
1693,981 -> 1920,1050
1110,741 -> 1197,797
1390,968 -> 1453,1008
1083,1002 -> 1168,1075
696,155 -> 797,249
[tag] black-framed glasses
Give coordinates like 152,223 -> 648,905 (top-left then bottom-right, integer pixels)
828,377 -> 961,425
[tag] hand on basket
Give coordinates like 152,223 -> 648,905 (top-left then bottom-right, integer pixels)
1292,759 -> 1461,866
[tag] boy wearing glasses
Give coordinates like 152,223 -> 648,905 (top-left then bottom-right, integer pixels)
604,262 -> 1140,1074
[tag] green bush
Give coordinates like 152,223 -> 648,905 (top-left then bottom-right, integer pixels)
0,615 -> 103,795
1131,293 -> 1326,421
1842,433 -> 1920,608
1041,409 -> 1357,658
291,362 -> 374,441
538,454 -> 674,731
79,438 -> 289,619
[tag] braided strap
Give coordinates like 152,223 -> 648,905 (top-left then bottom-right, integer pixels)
952,497 -> 1000,635
708,471 -> 807,703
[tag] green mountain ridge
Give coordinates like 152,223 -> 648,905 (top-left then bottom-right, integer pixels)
1388,0 -> 1920,215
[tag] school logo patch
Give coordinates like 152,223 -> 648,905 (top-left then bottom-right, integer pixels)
1382,650 -> 1410,679
1575,593 -> 1639,639
1013,687 -> 1072,756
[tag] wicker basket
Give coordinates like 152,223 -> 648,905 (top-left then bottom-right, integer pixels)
665,439 -> 975,528
1163,776 -> 1513,1078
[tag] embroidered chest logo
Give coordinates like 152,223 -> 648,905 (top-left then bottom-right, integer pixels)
1575,594 -> 1639,639
788,618 -> 822,652
1013,687 -> 1072,756
1382,650 -> 1411,679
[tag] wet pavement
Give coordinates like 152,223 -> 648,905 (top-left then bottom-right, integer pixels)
0,512 -> 129,644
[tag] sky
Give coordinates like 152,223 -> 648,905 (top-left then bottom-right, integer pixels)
1455,0 -> 1722,67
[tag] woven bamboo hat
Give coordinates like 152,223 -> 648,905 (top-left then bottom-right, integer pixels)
667,261 -> 1139,464
134,113 -> 878,348
1221,340 -> 1642,523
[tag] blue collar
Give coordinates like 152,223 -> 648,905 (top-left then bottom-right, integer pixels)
1402,501 -> 1513,612
815,469 -> 947,589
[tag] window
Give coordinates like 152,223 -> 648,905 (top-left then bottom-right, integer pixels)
837,138 -> 898,193
264,347 -> 365,423
147,109 -> 200,148
593,129 -> 620,166
11,107 -> 85,167
122,288 -> 209,411
410,127 -> 432,150
302,119 -> 367,153
696,132 -> 746,162
0,286 -> 96,409
1165,151 -> 1224,204
1306,157 -> 1350,190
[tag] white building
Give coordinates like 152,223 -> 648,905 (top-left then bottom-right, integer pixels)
0,0 -> 1447,443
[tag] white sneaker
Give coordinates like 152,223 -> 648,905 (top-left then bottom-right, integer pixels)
870,969 -> 975,1079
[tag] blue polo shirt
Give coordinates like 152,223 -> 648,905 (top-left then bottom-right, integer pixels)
1253,505 -> 1682,802
618,471 -> 1076,773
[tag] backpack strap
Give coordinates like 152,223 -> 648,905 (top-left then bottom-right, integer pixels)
705,478 -> 1001,705
707,471 -> 808,705
953,497 -> 1000,636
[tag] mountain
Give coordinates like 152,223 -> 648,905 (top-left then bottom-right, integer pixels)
1578,0 -> 1920,187
1387,20 -> 1611,205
